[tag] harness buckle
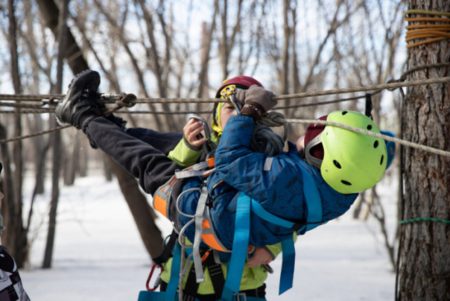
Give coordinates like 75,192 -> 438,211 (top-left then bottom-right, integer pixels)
235,292 -> 247,301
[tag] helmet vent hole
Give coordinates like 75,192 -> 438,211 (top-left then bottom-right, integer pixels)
373,140 -> 379,148
341,180 -> 352,186
342,111 -> 348,115
367,125 -> 373,130
380,155 -> 384,165
333,160 -> 342,169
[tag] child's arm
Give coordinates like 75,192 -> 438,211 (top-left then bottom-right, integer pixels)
212,115 -> 308,220
167,138 -> 202,167
167,118 -> 208,167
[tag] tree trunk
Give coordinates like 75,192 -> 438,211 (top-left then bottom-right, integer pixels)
35,0 -> 89,73
42,0 -> 68,269
5,0 -> 28,268
108,159 -> 164,259
281,0 -> 290,95
63,131 -> 80,185
23,0 -> 47,195
37,0 -> 165,260
398,1 -> 450,299
195,2 -> 218,116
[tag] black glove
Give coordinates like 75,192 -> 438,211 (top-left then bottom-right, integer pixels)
235,86 -> 276,119
55,70 -> 104,130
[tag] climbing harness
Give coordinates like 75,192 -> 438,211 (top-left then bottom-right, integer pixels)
149,156 -> 325,300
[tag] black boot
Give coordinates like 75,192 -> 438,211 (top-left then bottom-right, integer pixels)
55,70 -> 104,129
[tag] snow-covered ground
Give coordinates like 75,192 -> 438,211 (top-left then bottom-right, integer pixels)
20,170 -> 398,300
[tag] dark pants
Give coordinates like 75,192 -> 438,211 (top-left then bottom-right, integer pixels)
85,117 -> 182,194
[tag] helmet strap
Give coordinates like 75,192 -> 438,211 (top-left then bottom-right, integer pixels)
304,134 -> 323,169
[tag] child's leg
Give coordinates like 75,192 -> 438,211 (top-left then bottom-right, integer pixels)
84,117 -> 181,195
125,127 -> 182,155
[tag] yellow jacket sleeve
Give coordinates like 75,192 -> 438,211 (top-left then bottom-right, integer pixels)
167,138 -> 202,167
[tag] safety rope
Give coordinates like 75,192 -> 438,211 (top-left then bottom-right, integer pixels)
1,76 -> 449,156
0,109 -> 54,114
286,118 -> 450,158
395,63 -> 450,81
0,76 -> 448,104
252,111 -> 287,156
405,9 -> 450,48
275,76 -> 450,100
0,125 -> 70,143
406,9 -> 450,18
0,93 -> 366,114
399,217 -> 450,225
0,102 -> 125,144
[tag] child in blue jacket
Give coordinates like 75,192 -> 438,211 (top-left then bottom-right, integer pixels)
55,68 -> 394,255
177,110 -> 390,249
55,70 -> 394,298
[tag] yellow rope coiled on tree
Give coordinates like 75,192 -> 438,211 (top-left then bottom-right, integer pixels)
405,9 -> 450,48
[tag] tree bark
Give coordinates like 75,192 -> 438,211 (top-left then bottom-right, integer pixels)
35,0 -> 89,74
108,158 -> 164,259
42,0 -> 68,269
398,1 -> 450,300
136,0 -> 177,130
281,0 -> 291,95
4,0 -> 28,268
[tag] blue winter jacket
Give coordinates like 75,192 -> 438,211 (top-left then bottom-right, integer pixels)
178,115 -> 358,249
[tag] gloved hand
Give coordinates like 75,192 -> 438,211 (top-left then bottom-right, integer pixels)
55,70 -> 105,130
235,85 -> 276,119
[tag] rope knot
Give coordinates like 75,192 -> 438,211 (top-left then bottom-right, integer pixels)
116,93 -> 137,108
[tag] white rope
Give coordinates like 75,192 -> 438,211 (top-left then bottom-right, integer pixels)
287,118 -> 450,158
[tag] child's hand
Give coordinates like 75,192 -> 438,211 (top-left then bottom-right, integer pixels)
183,118 -> 207,150
247,247 -> 274,268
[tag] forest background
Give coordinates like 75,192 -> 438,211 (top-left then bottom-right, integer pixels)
0,0 -> 448,300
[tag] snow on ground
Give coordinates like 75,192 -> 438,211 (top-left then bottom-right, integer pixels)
20,171 -> 397,300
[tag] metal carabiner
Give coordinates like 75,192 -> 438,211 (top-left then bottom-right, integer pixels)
229,93 -> 242,113
145,263 -> 162,291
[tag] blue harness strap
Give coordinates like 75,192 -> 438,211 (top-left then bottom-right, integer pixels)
137,244 -> 182,301
138,165 -> 323,300
252,200 -> 295,294
221,193 -> 252,301
251,200 -> 295,228
279,238 -> 295,294
300,167 -> 323,232
250,165 -> 323,295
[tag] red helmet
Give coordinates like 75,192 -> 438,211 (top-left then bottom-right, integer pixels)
212,76 -> 263,134
215,75 -> 263,98
304,115 -> 327,168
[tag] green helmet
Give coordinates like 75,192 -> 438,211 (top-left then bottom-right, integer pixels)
320,110 -> 387,194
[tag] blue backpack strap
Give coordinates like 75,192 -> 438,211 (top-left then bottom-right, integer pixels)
251,200 -> 295,228
221,192 -> 252,301
300,167 -> 323,231
137,243 -> 182,301
250,165 -> 324,295
251,200 -> 296,294
166,243 -> 182,299
279,238 -> 295,294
